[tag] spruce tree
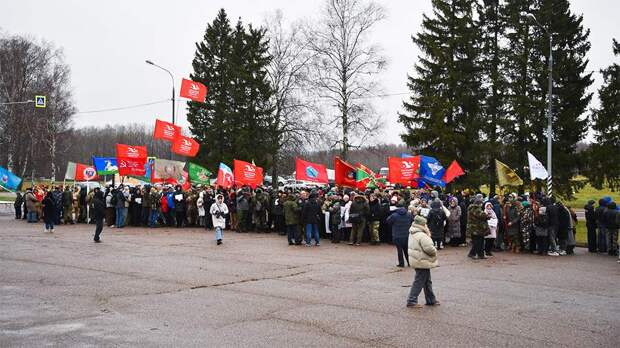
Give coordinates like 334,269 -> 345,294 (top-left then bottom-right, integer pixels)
503,0 -> 593,197
478,0 -> 509,194
187,9 -> 234,169
399,0 -> 487,188
188,10 -> 274,170
585,39 -> 620,191
501,0 -> 542,189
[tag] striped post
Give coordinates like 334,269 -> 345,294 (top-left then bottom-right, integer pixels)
546,176 -> 553,197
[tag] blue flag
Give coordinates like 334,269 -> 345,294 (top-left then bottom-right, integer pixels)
0,166 -> 22,191
92,157 -> 118,175
419,155 -> 446,188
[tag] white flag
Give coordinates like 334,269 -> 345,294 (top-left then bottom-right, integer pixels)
527,152 -> 548,180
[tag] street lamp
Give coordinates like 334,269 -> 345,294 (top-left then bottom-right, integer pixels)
522,12 -> 553,197
145,60 -> 175,125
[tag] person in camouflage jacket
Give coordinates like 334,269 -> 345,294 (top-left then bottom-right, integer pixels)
467,194 -> 489,259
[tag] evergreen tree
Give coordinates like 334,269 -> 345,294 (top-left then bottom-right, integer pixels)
503,0 -> 593,197
478,0 -> 509,194
585,39 -> 620,191
187,9 -> 234,169
187,10 -> 274,170
399,0 -> 487,188
501,0 -> 543,190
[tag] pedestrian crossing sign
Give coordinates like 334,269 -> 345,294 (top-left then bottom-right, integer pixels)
35,95 -> 46,108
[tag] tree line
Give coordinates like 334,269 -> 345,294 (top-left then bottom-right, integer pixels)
1,0 -> 617,196
399,0 -> 617,196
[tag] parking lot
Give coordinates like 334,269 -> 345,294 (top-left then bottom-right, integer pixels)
1,216 -> 619,347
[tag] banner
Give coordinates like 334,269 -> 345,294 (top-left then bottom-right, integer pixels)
334,157 -> 357,188
188,162 -> 212,185
295,158 -> 328,184
419,155 -> 446,187
216,163 -> 234,188
152,159 -> 185,183
387,156 -> 420,186
180,170 -> 191,191
75,163 -> 99,181
442,160 -> 465,184
64,162 -> 76,180
356,163 -> 378,189
171,135 -> 200,157
153,119 -> 181,142
495,159 -> 523,187
234,159 -> 263,188
116,144 -> 148,176
92,157 -> 118,175
180,78 -> 208,103
116,144 -> 147,159
0,166 -> 22,191
527,152 -> 549,180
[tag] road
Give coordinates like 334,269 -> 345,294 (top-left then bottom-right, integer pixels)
1,216 -> 618,347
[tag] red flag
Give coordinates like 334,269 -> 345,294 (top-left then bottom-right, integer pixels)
442,160 -> 465,184
153,119 -> 180,142
179,78 -> 208,103
233,159 -> 263,188
74,163 -> 99,181
171,135 -> 200,157
334,157 -> 357,188
116,144 -> 148,176
295,158 -> 328,184
387,156 -> 420,186
116,144 -> 147,159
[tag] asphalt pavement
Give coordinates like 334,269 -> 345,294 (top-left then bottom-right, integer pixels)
1,215 -> 618,347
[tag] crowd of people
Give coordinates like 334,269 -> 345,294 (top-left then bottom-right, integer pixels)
10,182 -> 620,308
11,183 -> 619,262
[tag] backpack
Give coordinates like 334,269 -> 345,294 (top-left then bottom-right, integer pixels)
110,193 -> 118,206
427,210 -> 444,231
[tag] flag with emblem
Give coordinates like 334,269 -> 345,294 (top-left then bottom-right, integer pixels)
0,166 -> 22,191
179,78 -> 208,103
188,162 -> 212,185
334,157 -> 357,188
418,155 -> 446,187
216,163 -> 234,188
355,163 -> 378,189
295,158 -> 328,184
74,163 -> 99,181
495,159 -> 523,187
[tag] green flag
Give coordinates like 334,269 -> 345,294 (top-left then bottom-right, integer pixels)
188,162 -> 212,185
355,164 -> 378,189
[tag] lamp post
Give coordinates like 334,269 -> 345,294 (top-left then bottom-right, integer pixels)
522,12 -> 553,197
145,60 -> 175,125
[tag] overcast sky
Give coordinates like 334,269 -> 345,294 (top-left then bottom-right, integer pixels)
1,0 -> 618,145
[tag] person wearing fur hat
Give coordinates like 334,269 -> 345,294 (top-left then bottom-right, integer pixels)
406,215 -> 439,308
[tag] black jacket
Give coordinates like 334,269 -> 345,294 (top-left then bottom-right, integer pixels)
427,201 -> 446,239
301,198 -> 321,225
584,202 -> 597,228
604,203 -> 618,229
386,207 -> 413,239
368,199 -> 381,221
93,196 -> 106,220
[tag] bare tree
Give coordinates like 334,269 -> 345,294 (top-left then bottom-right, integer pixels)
264,10 -> 317,185
305,0 -> 387,160
0,33 -> 75,182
